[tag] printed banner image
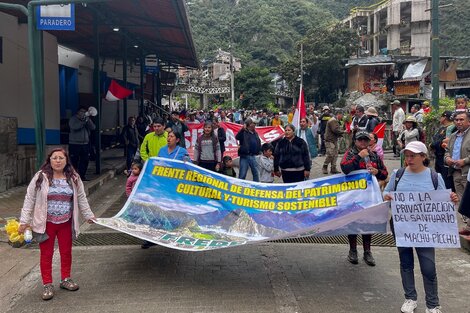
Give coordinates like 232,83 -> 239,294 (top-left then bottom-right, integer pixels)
390,190 -> 460,248
96,158 -> 389,251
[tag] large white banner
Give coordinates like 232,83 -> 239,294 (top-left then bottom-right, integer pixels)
390,190 -> 460,248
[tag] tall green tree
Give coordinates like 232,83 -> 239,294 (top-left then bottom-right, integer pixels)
278,24 -> 359,103
234,67 -> 274,109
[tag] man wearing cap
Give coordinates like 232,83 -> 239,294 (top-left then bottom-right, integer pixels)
318,106 -> 332,156
365,106 -> 380,133
431,111 -> 454,190
444,110 -> 470,234
341,130 -> 388,266
392,100 -> 405,157
322,110 -> 344,174
166,111 -> 188,148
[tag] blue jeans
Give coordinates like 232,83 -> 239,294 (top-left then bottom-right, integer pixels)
398,247 -> 439,309
239,155 -> 259,182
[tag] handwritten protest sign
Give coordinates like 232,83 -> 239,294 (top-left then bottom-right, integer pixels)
390,190 -> 460,248
96,158 -> 388,251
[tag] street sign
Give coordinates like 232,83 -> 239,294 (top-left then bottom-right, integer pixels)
36,4 -> 75,31
145,56 -> 159,74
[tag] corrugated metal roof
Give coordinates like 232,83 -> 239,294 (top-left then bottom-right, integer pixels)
346,55 -> 392,67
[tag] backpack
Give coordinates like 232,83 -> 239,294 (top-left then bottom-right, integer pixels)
393,167 -> 438,191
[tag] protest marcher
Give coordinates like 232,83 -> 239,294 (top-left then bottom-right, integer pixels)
383,141 -> 459,313
121,116 -> 140,175
392,100 -> 406,157
194,121 -> 221,172
271,112 -> 283,126
258,111 -> 269,126
365,106 -> 380,133
68,107 -> 96,181
125,162 -> 143,197
257,143 -> 275,183
369,132 -> 384,161
166,111 -> 188,148
212,118 -> 227,157
318,106 -> 332,156
136,115 -> 148,139
351,105 -> 368,133
322,110 -> 344,174
340,130 -> 388,266
411,104 -> 424,126
141,131 -> 190,250
274,124 -> 311,183
455,94 -> 469,111
444,110 -> 470,234
458,170 -> 470,235
430,111 -> 455,190
398,116 -> 420,165
186,111 -> 201,124
220,156 -> 236,177
296,117 -> 318,159
140,118 -> 168,162
18,148 -> 95,300
236,118 -> 261,182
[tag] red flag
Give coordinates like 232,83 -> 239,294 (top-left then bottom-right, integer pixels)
373,122 -> 386,147
292,86 -> 306,129
105,79 -> 133,101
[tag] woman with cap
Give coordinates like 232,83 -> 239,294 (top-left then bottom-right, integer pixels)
383,141 -> 458,313
365,106 -> 380,133
340,130 -> 388,266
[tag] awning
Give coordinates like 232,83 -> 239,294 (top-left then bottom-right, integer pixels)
1,0 -> 199,68
402,59 -> 428,79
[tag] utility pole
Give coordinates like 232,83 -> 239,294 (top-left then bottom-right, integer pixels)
300,43 -> 304,88
230,45 -> 235,109
431,0 -> 439,109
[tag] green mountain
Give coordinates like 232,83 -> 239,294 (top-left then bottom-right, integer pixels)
186,0 -> 470,69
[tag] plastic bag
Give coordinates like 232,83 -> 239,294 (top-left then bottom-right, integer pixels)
5,219 -> 25,248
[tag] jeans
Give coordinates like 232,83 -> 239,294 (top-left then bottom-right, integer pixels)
126,145 -> 137,171
239,155 -> 259,182
398,247 -> 439,309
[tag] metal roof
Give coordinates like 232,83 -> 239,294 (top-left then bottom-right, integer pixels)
345,55 -> 392,67
1,0 -> 199,68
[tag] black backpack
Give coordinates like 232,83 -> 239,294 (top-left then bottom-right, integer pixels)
393,167 -> 439,191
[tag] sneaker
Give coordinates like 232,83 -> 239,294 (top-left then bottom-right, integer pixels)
141,241 -> 156,249
363,250 -> 376,266
42,284 -> 54,301
400,299 -> 417,313
330,169 -> 341,174
60,278 -> 79,291
425,307 -> 442,313
347,249 -> 358,264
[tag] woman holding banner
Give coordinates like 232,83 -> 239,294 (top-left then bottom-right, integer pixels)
273,124 -> 311,183
341,130 -> 388,267
383,141 -> 458,313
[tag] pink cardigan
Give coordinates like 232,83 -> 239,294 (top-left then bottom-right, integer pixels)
20,171 -> 94,239
126,174 -> 139,197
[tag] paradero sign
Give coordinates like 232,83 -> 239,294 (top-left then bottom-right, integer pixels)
36,4 -> 75,31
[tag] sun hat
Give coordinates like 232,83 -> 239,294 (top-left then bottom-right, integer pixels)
403,141 -> 428,154
365,107 -> 378,117
403,116 -> 417,124
322,105 -> 330,111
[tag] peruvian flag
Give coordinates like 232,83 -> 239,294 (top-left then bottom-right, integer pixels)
292,85 -> 306,129
105,79 -> 133,101
373,122 -> 386,147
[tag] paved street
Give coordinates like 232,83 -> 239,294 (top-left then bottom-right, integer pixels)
2,152 -> 470,313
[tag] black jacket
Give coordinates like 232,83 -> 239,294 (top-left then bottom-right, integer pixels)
236,128 -> 261,157
274,136 -> 311,172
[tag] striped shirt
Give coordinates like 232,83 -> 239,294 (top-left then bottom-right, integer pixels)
47,178 -> 73,224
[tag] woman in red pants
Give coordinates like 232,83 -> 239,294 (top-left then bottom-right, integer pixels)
19,148 -> 95,300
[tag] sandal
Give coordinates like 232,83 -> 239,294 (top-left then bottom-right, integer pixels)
42,284 -> 54,300
60,278 -> 79,291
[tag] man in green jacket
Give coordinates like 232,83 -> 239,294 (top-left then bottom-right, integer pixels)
140,117 -> 168,162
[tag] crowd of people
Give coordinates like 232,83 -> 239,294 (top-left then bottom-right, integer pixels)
17,94 -> 470,313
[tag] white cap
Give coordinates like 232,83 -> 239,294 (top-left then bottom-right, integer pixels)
403,141 -> 428,154
322,105 -> 330,111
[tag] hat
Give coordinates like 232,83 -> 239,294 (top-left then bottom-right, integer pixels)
391,100 -> 401,105
423,101 -> 430,106
441,110 -> 453,120
403,141 -> 428,155
403,116 -> 417,124
322,105 -> 330,111
355,130 -> 370,140
365,107 -> 378,117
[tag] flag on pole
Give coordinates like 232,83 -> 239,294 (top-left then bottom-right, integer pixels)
292,85 -> 306,129
105,79 -> 133,101
373,122 -> 386,147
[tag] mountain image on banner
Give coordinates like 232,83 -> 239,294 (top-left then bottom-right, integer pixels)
105,79 -> 133,101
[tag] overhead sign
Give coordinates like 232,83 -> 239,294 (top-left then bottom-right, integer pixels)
145,56 -> 159,74
36,4 -> 75,31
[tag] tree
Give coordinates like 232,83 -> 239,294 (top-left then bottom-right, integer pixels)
234,67 -> 274,110
278,24 -> 359,103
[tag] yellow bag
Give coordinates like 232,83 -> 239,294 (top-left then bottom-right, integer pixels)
5,219 -> 25,247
